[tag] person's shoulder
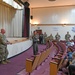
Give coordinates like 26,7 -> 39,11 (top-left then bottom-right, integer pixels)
65,34 -> 67,36
0,33 -> 2,36
68,52 -> 72,54
0,33 -> 2,35
72,59 -> 75,64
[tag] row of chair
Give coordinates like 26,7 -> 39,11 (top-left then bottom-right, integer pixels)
26,42 -> 54,75
50,42 -> 67,75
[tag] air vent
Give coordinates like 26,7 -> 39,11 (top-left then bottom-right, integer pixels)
48,0 -> 56,1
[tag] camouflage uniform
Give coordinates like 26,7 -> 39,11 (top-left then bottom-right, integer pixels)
74,35 -> 75,40
0,33 -> 8,62
55,33 -> 60,41
46,37 -> 49,42
43,33 -> 47,44
33,34 -> 38,55
48,34 -> 53,41
65,33 -> 71,41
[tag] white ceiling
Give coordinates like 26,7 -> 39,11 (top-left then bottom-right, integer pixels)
26,0 -> 75,8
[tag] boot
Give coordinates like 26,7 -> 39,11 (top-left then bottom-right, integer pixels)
1,61 -> 7,64
5,60 -> 10,63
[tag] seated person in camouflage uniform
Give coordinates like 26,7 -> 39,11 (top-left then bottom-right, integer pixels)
0,29 -> 10,64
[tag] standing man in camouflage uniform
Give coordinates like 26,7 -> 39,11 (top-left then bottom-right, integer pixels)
43,32 -> 47,44
55,32 -> 60,41
74,35 -> 75,40
0,29 -> 10,64
48,34 -> 54,41
32,31 -> 39,55
65,32 -> 71,41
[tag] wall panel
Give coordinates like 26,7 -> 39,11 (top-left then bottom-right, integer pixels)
32,6 -> 75,24
31,25 -> 75,40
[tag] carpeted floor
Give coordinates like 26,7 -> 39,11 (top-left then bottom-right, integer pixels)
0,44 -> 46,75
0,44 -> 64,75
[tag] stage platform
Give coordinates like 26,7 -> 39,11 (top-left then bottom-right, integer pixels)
7,38 -> 32,58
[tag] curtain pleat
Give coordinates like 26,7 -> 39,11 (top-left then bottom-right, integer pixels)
0,4 -> 23,37
22,7 -> 30,37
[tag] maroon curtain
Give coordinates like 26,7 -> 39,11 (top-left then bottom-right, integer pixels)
22,6 -> 30,37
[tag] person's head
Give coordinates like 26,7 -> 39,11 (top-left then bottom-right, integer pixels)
57,32 -> 58,35
50,34 -> 52,36
67,31 -> 69,34
44,32 -> 46,34
1,29 -> 6,34
72,51 -> 75,59
67,48 -> 72,52
34,31 -> 37,35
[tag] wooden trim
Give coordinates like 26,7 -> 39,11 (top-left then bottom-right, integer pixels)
31,4 -> 75,9
50,62 -> 58,75
0,0 -> 23,10
9,38 -> 28,44
31,24 -> 75,26
50,61 -> 58,64
57,58 -> 64,71
52,57 -> 60,60
32,54 -> 41,71
26,59 -> 33,72
0,1 -> 16,9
